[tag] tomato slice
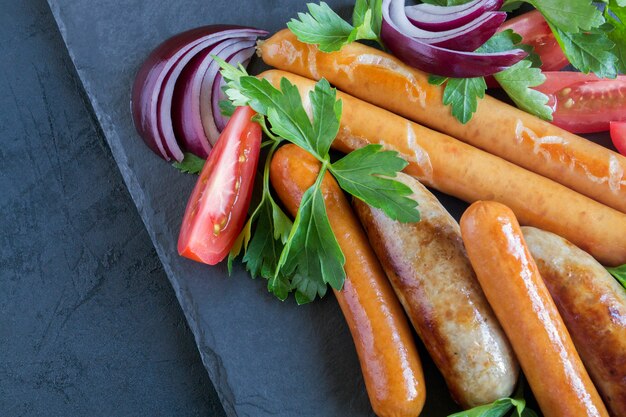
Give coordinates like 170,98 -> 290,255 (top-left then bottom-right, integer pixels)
500,10 -> 568,72
610,121 -> 626,156
533,72 -> 626,134
178,106 -> 261,265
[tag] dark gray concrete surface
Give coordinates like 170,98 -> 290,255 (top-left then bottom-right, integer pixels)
0,1 -> 226,415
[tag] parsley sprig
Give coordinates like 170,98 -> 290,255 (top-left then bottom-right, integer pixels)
448,379 -> 538,417
288,0 -> 383,52
216,58 -> 420,303
606,264 -> 626,289
430,30 -> 552,124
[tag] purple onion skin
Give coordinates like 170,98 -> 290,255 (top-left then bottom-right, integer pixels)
131,25 -> 266,161
381,18 -> 526,78
427,12 -> 506,52
405,0 -> 503,31
171,46 -> 216,159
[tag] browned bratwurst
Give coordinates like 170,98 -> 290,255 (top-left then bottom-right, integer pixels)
270,144 -> 426,417
259,29 -> 626,214
258,70 -> 626,266
353,173 -> 518,408
461,201 -> 609,417
523,227 -> 626,417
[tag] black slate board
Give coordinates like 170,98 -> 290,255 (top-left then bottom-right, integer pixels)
47,0 -> 615,415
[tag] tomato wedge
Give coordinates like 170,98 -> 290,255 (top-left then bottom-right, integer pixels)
500,10 -> 568,71
611,122 -> 626,156
178,106 -> 261,265
533,72 -> 626,134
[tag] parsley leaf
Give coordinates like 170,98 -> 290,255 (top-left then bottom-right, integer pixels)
441,77 -> 487,124
288,1 -> 382,53
606,264 -> 626,289
501,0 -> 524,12
449,379 -> 538,417
606,2 -> 626,73
494,60 -> 552,120
172,152 -> 205,174
523,0 -> 604,33
277,170 -> 346,304
550,24 -> 618,78
219,98 -> 236,117
287,2 -> 355,53
330,145 -> 420,222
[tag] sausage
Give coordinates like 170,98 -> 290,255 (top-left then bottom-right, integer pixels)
258,29 -> 626,214
258,69 -> 626,267
270,144 -> 426,417
353,173 -> 518,408
522,227 -> 626,417
460,201 -> 609,417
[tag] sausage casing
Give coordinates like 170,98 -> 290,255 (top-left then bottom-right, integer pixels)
270,144 -> 426,417
523,227 -> 626,417
460,201 -> 609,417
353,173 -> 518,408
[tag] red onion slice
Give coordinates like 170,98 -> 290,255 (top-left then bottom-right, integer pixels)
211,49 -> 255,132
381,0 -> 526,78
199,38 -> 256,146
131,25 -> 267,161
405,0 -> 503,31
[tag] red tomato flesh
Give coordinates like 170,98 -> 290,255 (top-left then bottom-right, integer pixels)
534,72 -> 626,134
611,121 -> 626,156
500,10 -> 568,72
178,106 -> 261,265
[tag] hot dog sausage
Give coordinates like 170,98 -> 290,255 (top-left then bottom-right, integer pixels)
258,70 -> 626,266
270,144 -> 426,417
259,30 -> 626,214
522,227 -> 626,417
460,201 -> 609,417
353,173 -> 518,408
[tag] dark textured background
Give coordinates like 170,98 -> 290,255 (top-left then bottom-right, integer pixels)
0,0 -> 226,415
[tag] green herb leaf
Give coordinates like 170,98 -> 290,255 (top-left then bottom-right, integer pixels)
494,60 -> 552,121
607,264 -> 626,289
288,1 -> 382,53
441,77 -> 487,124
276,171 -> 346,304
501,0 -> 524,12
525,0 -> 604,33
550,24 -> 618,78
606,2 -> 626,73
310,78 -> 343,157
330,145 -> 420,222
219,98 -> 236,117
287,2 -> 355,53
172,152 -> 205,174
449,378 -> 538,417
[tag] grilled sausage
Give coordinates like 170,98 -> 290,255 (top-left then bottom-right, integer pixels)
523,226 -> 626,417
258,69 -> 626,266
460,201 -> 609,417
258,29 -> 626,214
353,173 -> 518,408
270,144 -> 426,417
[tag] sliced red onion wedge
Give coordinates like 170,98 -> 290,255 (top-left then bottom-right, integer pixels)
211,49 -> 255,132
199,38 -> 256,146
405,0 -> 503,31
131,25 -> 266,161
381,0 -> 526,78
170,38 -> 256,158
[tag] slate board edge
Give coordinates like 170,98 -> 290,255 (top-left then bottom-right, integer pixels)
45,2 -> 237,415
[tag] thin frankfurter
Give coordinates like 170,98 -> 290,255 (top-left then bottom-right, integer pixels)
354,173 -> 519,408
258,30 -> 626,214
523,227 -> 626,417
460,201 -> 609,417
259,69 -> 626,266
270,144 -> 426,417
